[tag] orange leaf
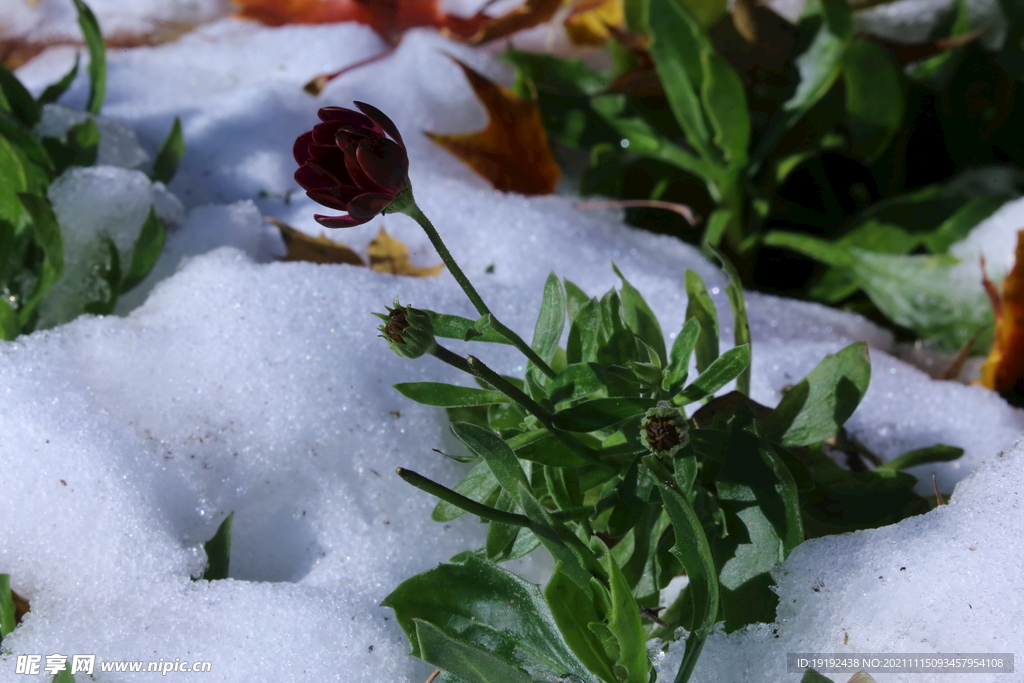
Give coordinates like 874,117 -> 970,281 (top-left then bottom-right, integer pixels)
978,229 -> 1024,400
368,226 -> 445,277
232,0 -> 442,39
425,58 -> 560,195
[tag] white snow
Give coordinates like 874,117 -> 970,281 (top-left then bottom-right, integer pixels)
0,4 -> 1022,683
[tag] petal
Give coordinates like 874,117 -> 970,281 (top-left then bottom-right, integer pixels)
356,138 -> 409,194
354,101 -> 405,148
305,190 -> 349,211
314,213 -> 369,228
347,192 -> 394,219
343,144 -> 388,193
317,107 -> 378,132
295,162 -> 342,191
312,120 -> 347,145
292,131 -> 315,165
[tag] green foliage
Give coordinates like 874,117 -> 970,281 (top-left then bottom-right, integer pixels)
385,263 -> 959,683
507,0 -> 1024,351
0,574 -> 16,639
0,0 -> 178,339
202,512 -> 234,581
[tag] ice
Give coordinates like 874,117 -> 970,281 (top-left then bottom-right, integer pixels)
35,104 -> 151,171
0,6 -> 1022,683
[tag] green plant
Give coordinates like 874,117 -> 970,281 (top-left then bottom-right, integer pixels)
506,0 -> 1023,352
0,0 -> 182,339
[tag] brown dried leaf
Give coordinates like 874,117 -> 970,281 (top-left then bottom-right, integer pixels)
232,0 -> 442,40
425,58 -> 560,195
564,0 -> 623,46
978,229 -> 1024,403
443,0 -> 562,45
368,226 -> 444,277
270,218 -> 366,266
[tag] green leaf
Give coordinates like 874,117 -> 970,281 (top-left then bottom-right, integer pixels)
509,429 -> 591,468
394,383 -> 509,408
708,247 -> 750,396
38,54 -> 81,106
684,270 -> 719,373
529,272 -> 565,384
486,491 -> 522,560
699,51 -> 750,164
73,0 -> 106,115
762,342 -> 871,447
841,39 -> 904,161
612,263 -> 666,365
82,235 -> 121,315
878,444 -> 964,472
451,422 -> 528,501
548,363 -> 610,405
202,512 -> 233,581
664,317 -> 700,393
0,62 -> 41,127
383,555 -> 602,683
415,620 -> 534,683
674,344 -> 750,406
764,231 -> 990,349
564,279 -> 591,321
52,663 -> 75,683
425,310 -> 513,345
567,297 -> 602,364
819,0 -> 853,41
0,574 -> 15,637
121,207 -> 166,293
646,0 -> 712,159
0,299 -> 20,340
519,483 -> 602,595
801,667 -> 836,683
151,117 -> 184,184
919,195 -> 1008,254
16,192 -> 63,325
0,135 -> 28,229
545,565 -> 618,683
646,464 -> 719,637
600,549 -> 649,683
552,397 -> 658,432
431,461 -> 499,522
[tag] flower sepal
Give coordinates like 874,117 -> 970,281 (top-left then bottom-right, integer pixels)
375,299 -> 438,359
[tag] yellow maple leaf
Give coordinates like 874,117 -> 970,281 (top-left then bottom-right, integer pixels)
978,229 -> 1024,403
368,226 -> 445,277
425,58 -> 560,195
564,0 -> 623,45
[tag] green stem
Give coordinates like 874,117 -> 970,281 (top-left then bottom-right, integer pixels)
673,633 -> 707,683
401,201 -> 556,379
396,468 -> 531,527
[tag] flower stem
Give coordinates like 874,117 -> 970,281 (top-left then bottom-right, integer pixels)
401,201 -> 556,379
396,468 -> 531,527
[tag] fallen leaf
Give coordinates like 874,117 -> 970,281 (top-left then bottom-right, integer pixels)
425,58 -> 560,195
368,226 -> 445,277
978,230 -> 1024,403
564,0 -> 623,46
270,218 -> 366,265
12,588 -> 29,624
232,0 -> 442,40
443,0 -> 563,45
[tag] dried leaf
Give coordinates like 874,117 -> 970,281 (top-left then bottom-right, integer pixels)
978,230 -> 1024,401
425,58 -> 560,195
232,0 -> 441,39
564,0 -> 623,46
368,226 -> 444,277
270,218 -> 365,266
443,0 -> 562,45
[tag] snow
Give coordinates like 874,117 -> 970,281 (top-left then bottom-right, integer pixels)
0,3 -> 1022,683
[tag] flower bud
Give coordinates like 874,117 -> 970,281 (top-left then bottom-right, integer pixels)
375,300 -> 437,359
639,401 -> 689,458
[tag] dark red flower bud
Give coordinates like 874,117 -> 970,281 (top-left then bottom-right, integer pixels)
293,101 -> 411,228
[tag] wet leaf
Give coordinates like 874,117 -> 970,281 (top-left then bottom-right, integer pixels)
202,512 -> 233,581
368,226 -> 445,276
978,230 -> 1024,401
426,58 -> 560,195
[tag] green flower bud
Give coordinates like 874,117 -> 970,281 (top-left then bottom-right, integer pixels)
639,401 -> 689,458
375,300 -> 437,359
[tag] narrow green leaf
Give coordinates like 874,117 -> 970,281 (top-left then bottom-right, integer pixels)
646,464 -> 719,637
699,51 -> 750,164
431,461 -> 499,522
425,310 -> 513,345
38,54 -> 81,106
0,574 -> 15,636
394,382 -> 509,408
509,429 -> 591,468
415,620 -> 534,683
820,0 -> 853,40
486,491 -> 521,560
564,279 -> 591,321
519,483 -> 602,595
151,116 -> 184,184
0,135 -> 28,229
548,362 -> 610,405
801,667 -> 836,683
567,297 -> 602,364
612,263 -> 666,365
451,422 -> 529,501
920,195 -> 1008,254
120,207 -> 166,293
762,342 -> 871,447
674,344 -> 750,406
0,62 -> 41,126
664,318 -> 700,393
529,272 -> 565,384
552,397 -> 658,432
545,565 -> 618,683
82,235 -> 121,315
16,192 -> 63,325
0,299 -> 20,340
878,444 -> 964,472
684,270 -> 719,373
402,467 -> 529,527
600,549 -> 649,683
841,39 -> 904,161
0,110 -> 55,179
67,118 -> 100,167
52,663 -> 75,683
72,0 -> 106,115
708,247 -> 750,395
646,0 -> 712,159
202,512 -> 233,581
